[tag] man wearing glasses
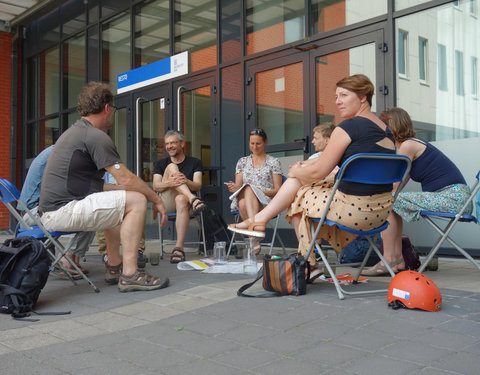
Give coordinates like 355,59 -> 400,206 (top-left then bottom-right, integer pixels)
39,82 -> 169,292
152,130 -> 206,264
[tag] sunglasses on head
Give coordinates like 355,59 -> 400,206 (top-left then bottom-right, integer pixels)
250,128 -> 265,136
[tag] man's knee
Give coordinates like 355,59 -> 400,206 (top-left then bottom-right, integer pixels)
175,194 -> 189,210
126,191 -> 148,211
165,163 -> 180,174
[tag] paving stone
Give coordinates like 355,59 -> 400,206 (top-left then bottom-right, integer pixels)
1,243 -> 480,375
0,352 -> 65,375
378,340 -> 452,366
291,341 -> 371,367
162,358 -> 250,375
329,326 -> 401,352
341,353 -> 422,375
436,317 -> 480,339
216,324 -> 281,344
250,331 -> 326,356
253,356 -> 329,375
434,350 -> 480,374
214,346 -> 282,370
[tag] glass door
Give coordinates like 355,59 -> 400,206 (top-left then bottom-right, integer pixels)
246,54 -> 308,160
246,30 -> 387,165
130,85 -> 170,234
174,75 -> 220,212
311,30 -> 387,130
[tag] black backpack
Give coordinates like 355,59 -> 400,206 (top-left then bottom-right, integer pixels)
202,209 -> 236,254
0,237 -> 52,319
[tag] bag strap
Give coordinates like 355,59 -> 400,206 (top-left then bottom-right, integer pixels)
237,268 -> 283,298
0,284 -> 71,321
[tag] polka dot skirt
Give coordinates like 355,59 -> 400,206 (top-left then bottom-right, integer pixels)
286,178 -> 393,265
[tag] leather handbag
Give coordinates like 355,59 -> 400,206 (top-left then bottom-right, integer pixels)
237,254 -> 309,297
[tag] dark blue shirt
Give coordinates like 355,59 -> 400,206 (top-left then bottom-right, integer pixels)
408,138 -> 466,192
337,117 -> 395,195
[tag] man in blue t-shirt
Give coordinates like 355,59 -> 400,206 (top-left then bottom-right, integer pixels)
19,144 -> 95,278
152,130 -> 206,263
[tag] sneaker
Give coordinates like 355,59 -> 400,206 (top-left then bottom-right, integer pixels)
105,262 -> 122,284
137,250 -> 148,268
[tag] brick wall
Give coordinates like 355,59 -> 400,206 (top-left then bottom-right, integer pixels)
0,31 -> 13,230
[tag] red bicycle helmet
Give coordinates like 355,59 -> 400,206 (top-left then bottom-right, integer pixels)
387,270 -> 442,312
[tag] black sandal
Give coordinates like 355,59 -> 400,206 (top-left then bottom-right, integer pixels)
170,247 -> 185,264
190,197 -> 207,214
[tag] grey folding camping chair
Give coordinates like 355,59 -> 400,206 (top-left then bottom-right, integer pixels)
418,170 -> 480,273
226,176 -> 287,258
305,153 -> 412,300
0,178 -> 99,292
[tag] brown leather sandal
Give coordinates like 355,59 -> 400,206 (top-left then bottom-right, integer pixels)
228,217 -> 266,238
118,270 -> 169,292
105,262 -> 122,285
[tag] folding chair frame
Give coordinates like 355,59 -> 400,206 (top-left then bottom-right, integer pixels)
0,179 -> 99,293
304,153 -> 412,300
158,211 -> 207,259
418,170 -> 480,273
226,211 -> 286,258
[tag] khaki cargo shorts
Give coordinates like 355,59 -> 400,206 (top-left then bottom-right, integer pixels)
41,191 -> 126,232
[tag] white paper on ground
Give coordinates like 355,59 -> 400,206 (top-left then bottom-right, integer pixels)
202,261 -> 262,274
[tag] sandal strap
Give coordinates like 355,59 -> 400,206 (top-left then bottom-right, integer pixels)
171,248 -> 185,257
106,262 -> 122,274
120,270 -> 160,287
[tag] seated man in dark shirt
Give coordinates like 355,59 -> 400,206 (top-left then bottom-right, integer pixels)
152,130 -> 206,264
39,82 -> 169,292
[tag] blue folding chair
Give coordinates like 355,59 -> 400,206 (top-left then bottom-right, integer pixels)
305,153 -> 411,300
418,170 -> 480,273
0,178 -> 99,292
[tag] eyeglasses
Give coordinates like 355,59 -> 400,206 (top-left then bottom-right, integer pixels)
110,105 -> 118,113
165,140 -> 181,146
250,128 -> 265,136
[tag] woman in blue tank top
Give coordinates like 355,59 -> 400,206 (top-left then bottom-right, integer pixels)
362,107 -> 472,276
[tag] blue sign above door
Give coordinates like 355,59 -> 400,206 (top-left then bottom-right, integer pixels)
117,51 -> 189,94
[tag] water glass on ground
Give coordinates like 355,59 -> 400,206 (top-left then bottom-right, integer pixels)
214,241 -> 227,264
243,238 -> 257,274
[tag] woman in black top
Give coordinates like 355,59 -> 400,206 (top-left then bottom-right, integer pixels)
229,74 -> 396,269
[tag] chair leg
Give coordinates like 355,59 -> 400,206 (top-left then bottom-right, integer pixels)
199,212 -> 207,257
158,216 -> 164,259
419,216 -> 480,272
48,236 -> 100,293
226,213 -> 241,259
226,230 -> 236,259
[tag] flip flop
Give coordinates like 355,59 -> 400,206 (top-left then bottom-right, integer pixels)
50,268 -> 83,281
361,257 -> 404,276
308,267 -> 323,283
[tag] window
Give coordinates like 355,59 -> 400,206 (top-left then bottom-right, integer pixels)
455,50 -> 465,96
470,0 -> 478,16
398,30 -> 408,76
438,44 -> 448,91
418,37 -> 428,83
472,57 -> 478,97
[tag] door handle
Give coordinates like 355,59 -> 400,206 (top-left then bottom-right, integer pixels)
294,136 -> 309,153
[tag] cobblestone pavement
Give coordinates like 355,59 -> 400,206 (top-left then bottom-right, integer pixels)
1,235 -> 479,375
